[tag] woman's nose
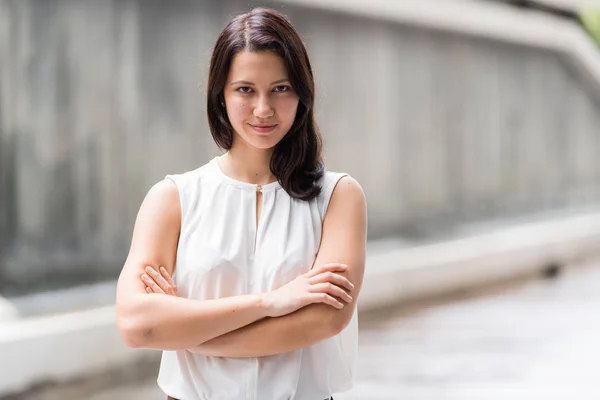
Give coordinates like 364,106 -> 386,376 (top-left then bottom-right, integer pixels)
253,95 -> 274,119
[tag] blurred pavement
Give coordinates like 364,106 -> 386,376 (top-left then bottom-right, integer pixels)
82,258 -> 600,400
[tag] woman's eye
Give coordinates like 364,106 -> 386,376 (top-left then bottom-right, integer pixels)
274,85 -> 291,93
237,87 -> 253,93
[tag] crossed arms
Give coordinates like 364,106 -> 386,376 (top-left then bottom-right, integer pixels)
115,176 -> 367,357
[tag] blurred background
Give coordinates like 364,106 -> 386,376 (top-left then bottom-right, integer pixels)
1,0 -> 600,399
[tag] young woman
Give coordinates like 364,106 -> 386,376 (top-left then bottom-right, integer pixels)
116,7 -> 367,400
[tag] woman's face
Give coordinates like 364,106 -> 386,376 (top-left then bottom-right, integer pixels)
223,50 -> 300,150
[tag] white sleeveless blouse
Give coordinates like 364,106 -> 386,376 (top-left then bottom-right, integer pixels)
157,157 -> 358,400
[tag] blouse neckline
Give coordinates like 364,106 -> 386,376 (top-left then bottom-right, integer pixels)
210,157 -> 282,192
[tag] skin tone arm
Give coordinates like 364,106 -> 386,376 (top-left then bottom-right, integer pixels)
144,176 -> 367,357
116,179 -> 353,350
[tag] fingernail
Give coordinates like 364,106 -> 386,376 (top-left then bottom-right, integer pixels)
141,274 -> 149,281
145,267 -> 152,273
160,266 -> 166,273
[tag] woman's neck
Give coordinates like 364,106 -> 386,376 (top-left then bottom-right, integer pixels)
219,144 -> 276,186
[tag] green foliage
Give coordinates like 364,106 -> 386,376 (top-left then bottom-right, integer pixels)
579,6 -> 600,49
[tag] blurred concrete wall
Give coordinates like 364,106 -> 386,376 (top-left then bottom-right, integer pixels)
1,0 -> 600,294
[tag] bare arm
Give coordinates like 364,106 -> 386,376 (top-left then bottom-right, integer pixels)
116,179 -> 269,350
189,176 -> 367,357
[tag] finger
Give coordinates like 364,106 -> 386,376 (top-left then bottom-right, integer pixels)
141,274 -> 165,294
145,287 -> 153,294
310,292 -> 344,309
159,266 -> 178,295
309,282 -> 353,303
309,271 -> 354,291
305,263 -> 347,278
145,266 -> 173,294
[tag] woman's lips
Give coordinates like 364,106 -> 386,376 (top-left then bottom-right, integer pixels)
249,124 -> 277,134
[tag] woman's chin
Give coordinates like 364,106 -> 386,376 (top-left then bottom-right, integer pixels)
243,132 -> 285,150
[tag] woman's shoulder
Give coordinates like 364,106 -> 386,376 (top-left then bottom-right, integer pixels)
318,170 -> 362,197
159,158 -> 219,220
316,170 -> 363,218
327,174 -> 364,204
319,170 -> 348,187
162,158 -> 219,201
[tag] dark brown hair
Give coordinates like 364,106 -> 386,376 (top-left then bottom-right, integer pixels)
207,7 -> 324,201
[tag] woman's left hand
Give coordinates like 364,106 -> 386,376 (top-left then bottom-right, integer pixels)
141,266 -> 178,296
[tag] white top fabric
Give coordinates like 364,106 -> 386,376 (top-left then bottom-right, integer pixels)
157,157 -> 358,400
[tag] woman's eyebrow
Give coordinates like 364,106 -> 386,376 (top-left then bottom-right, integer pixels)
229,78 -> 290,86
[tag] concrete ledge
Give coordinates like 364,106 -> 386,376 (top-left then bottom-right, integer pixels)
0,297 -> 18,322
273,0 -> 600,101
492,0 -> 600,13
359,212 -> 600,311
2,212 -> 600,396
0,307 -> 159,396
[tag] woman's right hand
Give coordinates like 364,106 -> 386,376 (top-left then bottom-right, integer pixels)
261,263 -> 354,318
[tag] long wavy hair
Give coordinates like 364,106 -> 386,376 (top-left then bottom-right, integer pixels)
206,7 -> 324,201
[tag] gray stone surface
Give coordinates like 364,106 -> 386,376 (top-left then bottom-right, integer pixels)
86,380 -> 163,400
337,259 -> 600,400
